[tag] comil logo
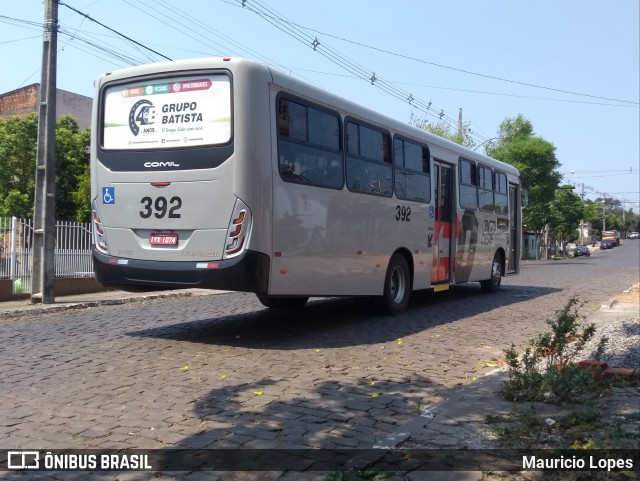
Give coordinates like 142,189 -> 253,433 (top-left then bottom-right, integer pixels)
143,161 -> 181,168
128,99 -> 157,136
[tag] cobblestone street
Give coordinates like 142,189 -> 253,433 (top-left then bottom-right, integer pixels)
0,242 -> 638,480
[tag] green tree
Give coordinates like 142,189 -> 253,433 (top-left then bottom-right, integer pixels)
624,208 -> 639,234
549,185 -> 583,245
486,115 -> 562,233
72,164 -> 91,222
55,114 -> 91,221
583,197 -> 629,241
0,114 -> 39,217
583,200 -> 604,242
409,113 -> 476,149
0,113 -> 90,220
0,191 -> 31,218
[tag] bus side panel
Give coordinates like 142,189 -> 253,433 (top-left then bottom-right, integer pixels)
270,186 -> 385,296
269,173 -> 431,297
454,208 -> 509,283
267,87 -> 430,297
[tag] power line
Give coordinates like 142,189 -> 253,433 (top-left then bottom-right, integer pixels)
235,4 -> 639,107
119,0 -> 296,75
58,1 -> 172,61
238,0 -> 490,144
294,67 -> 639,109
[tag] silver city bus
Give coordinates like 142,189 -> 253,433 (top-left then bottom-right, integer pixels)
91,57 -> 521,314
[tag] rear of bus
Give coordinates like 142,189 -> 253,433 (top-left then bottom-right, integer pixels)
91,58 -> 272,292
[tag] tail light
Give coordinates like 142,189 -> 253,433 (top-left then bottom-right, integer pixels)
92,201 -> 108,254
224,198 -> 251,259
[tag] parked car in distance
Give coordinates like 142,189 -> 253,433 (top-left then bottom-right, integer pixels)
630,232 -> 640,239
574,245 -> 591,257
600,239 -> 613,249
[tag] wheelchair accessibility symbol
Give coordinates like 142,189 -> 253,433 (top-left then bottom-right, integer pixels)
102,187 -> 115,204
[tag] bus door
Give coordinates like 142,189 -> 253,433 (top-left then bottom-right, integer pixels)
508,183 -> 519,274
432,161 -> 453,284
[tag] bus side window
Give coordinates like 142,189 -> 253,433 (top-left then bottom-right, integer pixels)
494,171 -> 508,214
459,158 -> 478,209
277,96 -> 343,189
478,165 -> 494,212
278,100 -> 290,137
394,137 -> 430,203
346,121 -> 392,196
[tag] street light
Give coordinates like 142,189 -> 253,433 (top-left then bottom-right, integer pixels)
602,198 -> 606,233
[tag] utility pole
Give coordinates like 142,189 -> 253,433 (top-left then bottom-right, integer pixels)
579,183 -> 585,245
31,0 -> 58,304
458,108 -> 463,138
602,194 -> 606,233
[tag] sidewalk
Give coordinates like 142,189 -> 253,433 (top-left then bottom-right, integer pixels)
374,283 -> 640,480
0,287 -> 227,319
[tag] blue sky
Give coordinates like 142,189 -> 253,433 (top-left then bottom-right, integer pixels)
1,0 -> 638,210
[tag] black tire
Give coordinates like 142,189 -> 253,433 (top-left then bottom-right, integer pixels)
379,254 -> 411,315
256,295 -> 308,309
480,252 -> 503,293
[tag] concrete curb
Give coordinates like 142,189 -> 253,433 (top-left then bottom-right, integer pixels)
373,368 -> 506,450
0,289 -> 216,320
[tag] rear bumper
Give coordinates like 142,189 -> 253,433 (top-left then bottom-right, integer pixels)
93,248 -> 270,294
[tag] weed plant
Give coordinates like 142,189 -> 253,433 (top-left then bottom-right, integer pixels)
502,297 -> 608,404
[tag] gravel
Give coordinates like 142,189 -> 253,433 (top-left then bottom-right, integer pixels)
575,319 -> 640,369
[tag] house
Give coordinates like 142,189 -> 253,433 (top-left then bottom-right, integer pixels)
0,83 -> 92,129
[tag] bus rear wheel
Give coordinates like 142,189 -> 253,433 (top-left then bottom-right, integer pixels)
257,295 -> 309,309
480,252 -> 503,293
379,254 -> 411,315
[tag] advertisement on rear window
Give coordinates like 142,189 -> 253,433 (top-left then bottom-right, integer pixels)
102,74 -> 231,150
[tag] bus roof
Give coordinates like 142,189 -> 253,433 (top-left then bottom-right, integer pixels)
97,57 -> 519,177
265,62 -> 518,176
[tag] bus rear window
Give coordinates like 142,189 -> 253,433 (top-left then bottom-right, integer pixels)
102,74 -> 231,150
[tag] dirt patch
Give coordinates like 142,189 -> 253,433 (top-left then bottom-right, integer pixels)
616,289 -> 640,303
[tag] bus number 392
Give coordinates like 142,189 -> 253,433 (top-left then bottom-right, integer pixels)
395,205 -> 411,222
139,196 -> 183,219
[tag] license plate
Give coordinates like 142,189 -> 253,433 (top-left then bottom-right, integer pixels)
149,232 -> 178,246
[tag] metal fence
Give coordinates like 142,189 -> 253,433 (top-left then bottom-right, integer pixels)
0,217 -> 94,294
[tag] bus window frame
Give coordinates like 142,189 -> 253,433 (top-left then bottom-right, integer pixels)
477,164 -> 495,213
459,157 -> 479,210
276,93 -> 344,190
493,170 -> 509,215
344,117 -> 393,197
393,135 -> 431,203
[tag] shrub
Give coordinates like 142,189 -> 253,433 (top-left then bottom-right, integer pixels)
502,297 -> 608,404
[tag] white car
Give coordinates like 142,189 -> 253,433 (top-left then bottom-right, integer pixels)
630,232 -> 640,239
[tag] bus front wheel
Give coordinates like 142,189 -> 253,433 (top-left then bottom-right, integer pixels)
480,252 -> 503,293
379,254 -> 411,315
257,295 -> 309,309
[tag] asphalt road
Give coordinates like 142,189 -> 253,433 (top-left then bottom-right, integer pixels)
1,241 -> 638,458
